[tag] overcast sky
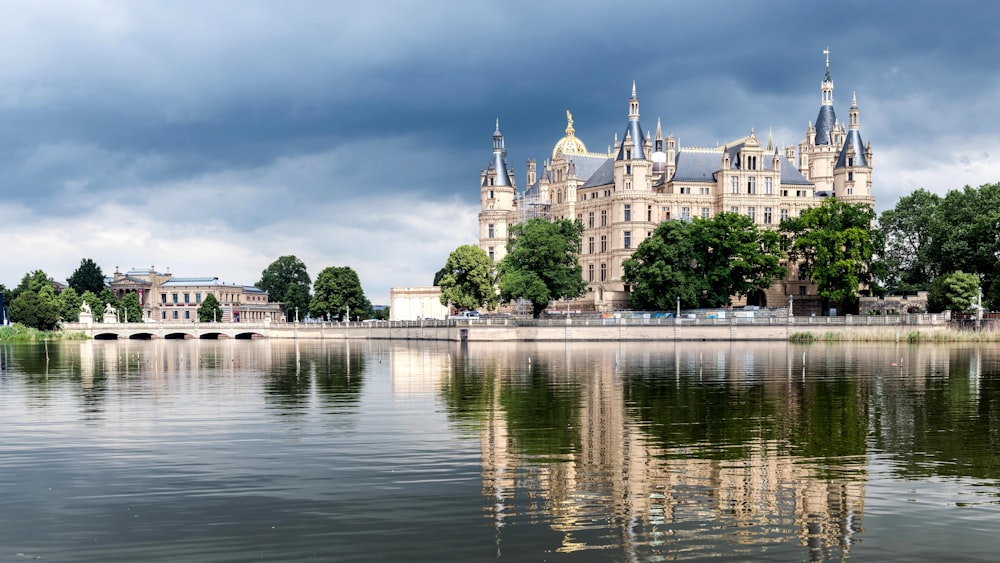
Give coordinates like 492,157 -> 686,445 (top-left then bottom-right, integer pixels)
1,0 -> 997,304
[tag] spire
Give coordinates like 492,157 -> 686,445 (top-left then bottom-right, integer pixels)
489,119 -> 513,187
655,117 -> 663,141
814,50 -> 837,145
618,82 -> 646,160
836,93 -> 867,169
767,127 -> 774,151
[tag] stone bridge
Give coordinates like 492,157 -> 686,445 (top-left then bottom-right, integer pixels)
62,321 -> 271,340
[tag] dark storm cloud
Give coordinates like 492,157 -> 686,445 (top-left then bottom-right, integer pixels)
0,0 -> 997,298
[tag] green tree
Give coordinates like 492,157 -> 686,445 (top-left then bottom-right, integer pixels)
10,290 -> 60,330
310,266 -> 372,321
257,255 -> 312,322
878,188 -> 941,293
120,292 -> 143,322
622,219 -> 701,310
624,213 -> 785,310
497,218 -> 586,318
98,287 -> 118,309
927,271 -> 980,313
433,267 -> 447,286
13,270 -> 54,300
438,244 -> 498,312
198,293 -> 222,322
782,199 -> 880,315
58,287 -> 82,322
67,258 -> 106,295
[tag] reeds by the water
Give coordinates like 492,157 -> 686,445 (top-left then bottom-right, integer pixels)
789,326 -> 1000,343
0,324 -> 89,341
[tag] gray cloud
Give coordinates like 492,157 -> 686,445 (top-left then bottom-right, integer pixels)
0,0 -> 998,301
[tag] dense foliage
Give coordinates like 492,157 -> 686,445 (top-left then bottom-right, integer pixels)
257,255 -> 312,322
310,266 -> 372,321
878,182 -> 1000,309
67,258 -> 106,295
782,199 -> 880,315
198,293 -> 223,322
497,218 -> 586,318
437,245 -> 498,312
624,212 -> 784,309
927,271 -> 980,314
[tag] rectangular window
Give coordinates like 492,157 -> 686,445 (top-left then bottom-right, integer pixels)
799,285 -> 806,296
699,187 -> 711,195
764,177 -> 773,194
588,237 -> 595,254
681,207 -> 690,220
764,207 -> 772,224
184,293 -> 190,304
173,310 -> 178,319
488,223 -> 495,238
748,207 -> 756,222
662,206 -> 671,221
624,204 -> 631,221
161,311 -> 166,319
600,235 -> 607,253
488,247 -> 494,261
184,310 -> 190,320
600,263 -> 607,282
647,205 -> 653,222
172,293 -> 178,304
588,212 -> 595,228
624,231 -> 632,249
730,206 -> 739,214
601,210 -> 607,227
701,207 -> 710,219
196,293 -> 202,304
747,176 -> 756,194
730,177 -> 738,193
161,293 -> 166,304
780,208 -> 789,222
489,190 -> 494,199
588,264 -> 594,282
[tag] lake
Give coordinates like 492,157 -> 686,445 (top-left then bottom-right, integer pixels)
1,339 -> 999,561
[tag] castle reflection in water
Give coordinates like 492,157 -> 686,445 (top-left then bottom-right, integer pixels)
47,338 -> 996,560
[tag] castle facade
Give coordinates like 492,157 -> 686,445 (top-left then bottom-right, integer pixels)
479,56 -> 874,310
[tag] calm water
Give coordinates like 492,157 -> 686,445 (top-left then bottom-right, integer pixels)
2,339 -> 1000,562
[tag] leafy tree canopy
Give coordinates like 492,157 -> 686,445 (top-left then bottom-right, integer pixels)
198,293 -> 222,322
782,199 -> 879,315
258,255 -> 312,322
438,245 -> 498,312
120,292 -> 143,322
497,218 -> 586,318
878,188 -> 941,293
310,266 -> 372,321
13,270 -> 54,300
58,287 -> 82,322
624,212 -> 785,310
11,290 -> 60,330
67,258 -> 106,295
927,271 -> 980,314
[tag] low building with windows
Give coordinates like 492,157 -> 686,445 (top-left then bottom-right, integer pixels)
479,55 -> 874,311
109,268 -> 282,322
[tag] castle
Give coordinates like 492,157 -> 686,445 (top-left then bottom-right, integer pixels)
478,54 -> 874,311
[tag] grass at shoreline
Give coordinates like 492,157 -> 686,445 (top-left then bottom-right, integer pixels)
0,324 -> 89,341
789,327 -> 1000,343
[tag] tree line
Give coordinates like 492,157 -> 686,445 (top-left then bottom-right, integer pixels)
2,257 -> 380,331
438,183 -> 1000,318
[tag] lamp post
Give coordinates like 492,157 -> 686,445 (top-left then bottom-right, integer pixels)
295,306 -> 299,323
676,296 -> 680,319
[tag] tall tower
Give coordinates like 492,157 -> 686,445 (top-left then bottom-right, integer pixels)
614,82 -> 651,191
479,119 -> 517,263
833,92 -> 875,206
798,49 -> 845,194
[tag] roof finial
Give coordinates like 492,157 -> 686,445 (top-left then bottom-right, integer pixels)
823,47 -> 831,81
495,117 -> 500,134
565,110 -> 575,136
852,90 -> 857,108
631,80 -> 636,98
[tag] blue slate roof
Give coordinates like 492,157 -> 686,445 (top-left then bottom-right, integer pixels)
814,105 -> 837,145
672,146 -> 812,186
615,119 -> 646,160
836,129 -> 867,168
580,158 -> 615,189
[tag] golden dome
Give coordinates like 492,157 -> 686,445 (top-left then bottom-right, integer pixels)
552,110 -> 588,159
